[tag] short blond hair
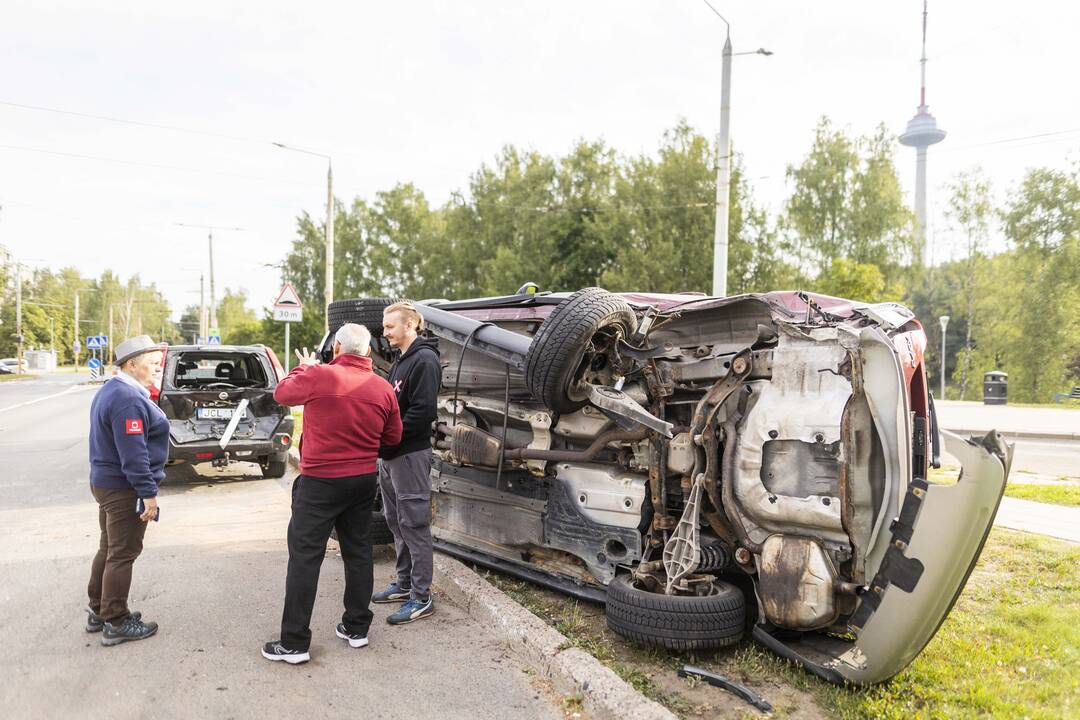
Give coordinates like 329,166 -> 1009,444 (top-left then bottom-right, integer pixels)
384,301 -> 424,332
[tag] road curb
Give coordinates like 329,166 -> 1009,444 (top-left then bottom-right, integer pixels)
431,554 -> 676,720
944,427 -> 1079,442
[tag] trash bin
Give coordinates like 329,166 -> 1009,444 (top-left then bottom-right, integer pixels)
983,371 -> 1008,405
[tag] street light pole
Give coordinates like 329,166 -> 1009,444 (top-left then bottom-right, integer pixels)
703,2 -> 772,297
713,32 -> 733,297
939,315 -> 950,400
273,142 -> 334,333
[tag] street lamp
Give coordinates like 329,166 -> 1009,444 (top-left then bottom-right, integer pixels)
939,315 -> 950,400
273,142 -> 334,333
702,1 -> 773,296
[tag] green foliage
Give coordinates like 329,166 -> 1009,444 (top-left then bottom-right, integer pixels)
0,267 -> 173,363
784,117 -> 914,287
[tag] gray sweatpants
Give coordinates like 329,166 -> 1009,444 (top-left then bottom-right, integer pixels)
378,448 -> 434,600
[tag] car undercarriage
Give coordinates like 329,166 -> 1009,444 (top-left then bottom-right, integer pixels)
326,286 -> 1012,684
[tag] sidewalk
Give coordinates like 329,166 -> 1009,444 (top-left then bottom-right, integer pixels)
936,400 -> 1080,441
994,496 -> 1080,544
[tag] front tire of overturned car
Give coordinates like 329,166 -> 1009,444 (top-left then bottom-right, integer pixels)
260,454 -> 288,479
605,574 -> 746,651
523,287 -> 638,414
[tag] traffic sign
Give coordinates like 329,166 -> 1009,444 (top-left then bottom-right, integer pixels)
273,283 -> 303,323
208,336 -> 222,345
273,306 -> 303,322
87,358 -> 102,370
273,284 -> 302,308
86,336 -> 101,349
98,334 -> 109,346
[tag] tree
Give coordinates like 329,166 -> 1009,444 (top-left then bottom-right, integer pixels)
784,118 -> 913,286
943,169 -> 992,399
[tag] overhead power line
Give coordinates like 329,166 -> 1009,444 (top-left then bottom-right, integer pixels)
0,143 -> 322,188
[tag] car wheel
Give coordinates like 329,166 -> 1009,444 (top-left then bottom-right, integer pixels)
261,457 -> 288,478
605,574 -> 745,651
523,287 -> 638,414
327,297 -> 402,335
329,511 -> 395,546
163,464 -> 198,484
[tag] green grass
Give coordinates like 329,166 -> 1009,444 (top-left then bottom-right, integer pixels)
0,373 -> 33,383
481,528 -> 1079,719
1004,483 -> 1080,507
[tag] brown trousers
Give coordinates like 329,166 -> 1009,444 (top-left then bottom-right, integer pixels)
87,486 -> 148,624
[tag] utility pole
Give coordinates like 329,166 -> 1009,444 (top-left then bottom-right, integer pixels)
175,223 -> 242,336
703,2 -> 772,297
208,230 -> 217,330
108,305 -> 114,362
325,160 -> 334,334
14,262 -> 23,375
74,291 -> 80,371
272,142 -> 334,332
712,32 -> 733,297
199,274 -> 207,342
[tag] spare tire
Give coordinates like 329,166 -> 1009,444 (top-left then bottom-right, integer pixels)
605,574 -> 745,651
523,287 -> 637,414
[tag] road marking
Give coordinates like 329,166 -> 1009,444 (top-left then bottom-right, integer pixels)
0,384 -> 95,414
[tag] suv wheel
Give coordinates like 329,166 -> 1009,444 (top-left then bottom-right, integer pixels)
260,455 -> 288,479
523,287 -> 637,413
605,574 -> 745,651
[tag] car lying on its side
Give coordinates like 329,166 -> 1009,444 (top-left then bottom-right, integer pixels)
156,344 -> 294,480
323,287 -> 1012,685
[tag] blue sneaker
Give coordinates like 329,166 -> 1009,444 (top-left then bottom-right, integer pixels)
386,596 -> 434,625
372,582 -> 411,604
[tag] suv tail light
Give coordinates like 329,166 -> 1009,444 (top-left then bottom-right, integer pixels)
151,344 -> 168,403
265,347 -> 285,382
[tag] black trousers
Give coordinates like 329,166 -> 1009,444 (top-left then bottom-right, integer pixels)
280,472 -> 377,651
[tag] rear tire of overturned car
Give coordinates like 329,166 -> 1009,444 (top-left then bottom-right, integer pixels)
523,287 -> 637,414
605,574 -> 746,651
327,297 -> 401,335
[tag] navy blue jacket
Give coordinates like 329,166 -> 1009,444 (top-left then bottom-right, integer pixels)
89,376 -> 170,498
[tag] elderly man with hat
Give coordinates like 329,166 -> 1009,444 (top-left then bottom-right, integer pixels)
86,335 -> 167,646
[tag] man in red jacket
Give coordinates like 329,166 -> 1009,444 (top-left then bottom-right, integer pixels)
262,323 -> 402,665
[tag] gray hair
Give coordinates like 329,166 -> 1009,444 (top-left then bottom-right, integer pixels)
334,323 -> 371,356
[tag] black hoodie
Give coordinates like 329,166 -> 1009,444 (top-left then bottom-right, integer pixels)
380,337 -> 441,459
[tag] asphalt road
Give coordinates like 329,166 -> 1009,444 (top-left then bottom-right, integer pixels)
0,373 -> 563,720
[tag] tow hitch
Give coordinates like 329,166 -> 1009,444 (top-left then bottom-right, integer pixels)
212,452 -> 231,468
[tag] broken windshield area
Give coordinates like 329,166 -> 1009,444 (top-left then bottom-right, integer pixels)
170,352 -> 268,389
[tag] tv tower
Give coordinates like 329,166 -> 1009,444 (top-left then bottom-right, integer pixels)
899,0 -> 946,267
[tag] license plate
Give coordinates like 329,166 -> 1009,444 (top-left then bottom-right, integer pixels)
197,407 -> 243,420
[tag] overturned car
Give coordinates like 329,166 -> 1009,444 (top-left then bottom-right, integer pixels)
325,287 -> 1011,685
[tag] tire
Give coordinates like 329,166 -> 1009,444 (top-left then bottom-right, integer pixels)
369,510 -> 395,546
327,297 -> 401,335
523,287 -> 637,413
260,453 -> 288,479
329,511 -> 395,546
605,574 -> 745,651
163,463 -> 198,484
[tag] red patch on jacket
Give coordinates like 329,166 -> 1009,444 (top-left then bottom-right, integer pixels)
125,419 -> 144,434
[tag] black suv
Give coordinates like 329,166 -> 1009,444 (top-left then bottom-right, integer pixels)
157,344 -> 294,479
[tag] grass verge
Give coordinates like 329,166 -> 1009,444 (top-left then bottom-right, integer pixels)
0,374 -> 33,383
1004,483 -> 1080,507
479,528 -> 1078,719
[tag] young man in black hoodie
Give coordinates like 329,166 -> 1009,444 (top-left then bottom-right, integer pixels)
373,301 -> 441,624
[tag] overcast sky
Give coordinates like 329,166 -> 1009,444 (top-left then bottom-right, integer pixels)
2,0 -> 1077,320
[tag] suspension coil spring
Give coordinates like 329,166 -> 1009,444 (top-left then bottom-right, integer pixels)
698,542 -> 733,573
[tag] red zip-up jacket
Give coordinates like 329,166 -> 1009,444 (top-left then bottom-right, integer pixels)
274,354 -> 402,477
